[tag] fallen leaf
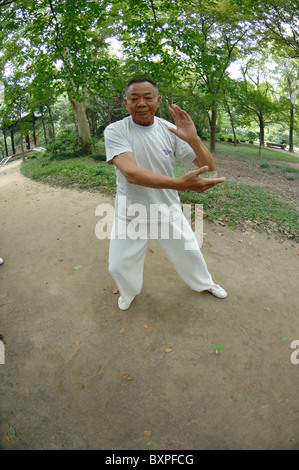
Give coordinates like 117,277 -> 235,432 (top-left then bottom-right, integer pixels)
51,435 -> 57,440
165,348 -> 172,353
143,324 -> 149,329
4,433 -> 11,442
73,265 -> 82,270
143,430 -> 152,437
282,336 -> 288,342
74,339 -> 81,346
264,306 -> 270,311
0,292 -> 8,300
122,373 -> 133,381
119,328 -> 125,334
113,286 -> 119,294
8,425 -> 16,438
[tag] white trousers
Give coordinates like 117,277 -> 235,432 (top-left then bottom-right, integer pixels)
108,213 -> 213,307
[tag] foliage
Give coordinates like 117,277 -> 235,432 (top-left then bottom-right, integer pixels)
0,0 -> 298,155
20,143 -> 299,240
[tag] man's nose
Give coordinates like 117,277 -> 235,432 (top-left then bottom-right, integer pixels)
137,98 -> 146,106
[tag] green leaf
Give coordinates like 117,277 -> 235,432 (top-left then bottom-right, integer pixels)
74,265 -> 82,270
213,343 -> 226,350
8,425 -> 16,438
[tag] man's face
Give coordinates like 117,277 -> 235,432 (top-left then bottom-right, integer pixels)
124,81 -> 161,126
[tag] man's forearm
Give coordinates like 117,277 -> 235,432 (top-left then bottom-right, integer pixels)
189,137 -> 215,171
120,164 -> 225,193
123,165 -> 181,190
113,152 -> 224,193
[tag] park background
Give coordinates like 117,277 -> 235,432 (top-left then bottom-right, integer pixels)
0,0 -> 299,451
0,0 -> 298,240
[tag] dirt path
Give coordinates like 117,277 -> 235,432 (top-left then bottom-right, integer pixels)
0,161 -> 298,450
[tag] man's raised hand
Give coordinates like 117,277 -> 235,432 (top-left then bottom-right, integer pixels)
168,104 -> 198,143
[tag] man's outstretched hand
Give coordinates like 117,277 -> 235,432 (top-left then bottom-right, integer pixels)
178,166 -> 226,193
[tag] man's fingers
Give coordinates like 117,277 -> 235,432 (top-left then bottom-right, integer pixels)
196,165 -> 209,175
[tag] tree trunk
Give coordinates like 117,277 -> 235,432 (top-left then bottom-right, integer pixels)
19,109 -> 25,163
4,133 -> 8,157
289,102 -> 294,152
70,97 -> 94,155
32,115 -> 37,147
25,134 -> 30,150
223,92 -> 237,146
40,109 -> 48,145
210,107 -> 217,152
47,105 -> 55,143
10,129 -> 15,155
258,114 -> 265,147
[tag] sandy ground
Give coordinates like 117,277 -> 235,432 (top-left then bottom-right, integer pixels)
0,160 -> 298,450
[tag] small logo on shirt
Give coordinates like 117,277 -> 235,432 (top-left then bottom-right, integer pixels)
162,149 -> 172,156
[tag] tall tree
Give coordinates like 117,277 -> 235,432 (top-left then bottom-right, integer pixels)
0,0 -> 118,154
272,57 -> 299,152
252,0 -> 299,59
118,0 -> 252,151
236,62 -> 281,149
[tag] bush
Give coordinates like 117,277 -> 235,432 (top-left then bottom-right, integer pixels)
245,131 -> 258,141
90,153 -> 106,162
47,129 -> 84,160
267,133 -> 288,144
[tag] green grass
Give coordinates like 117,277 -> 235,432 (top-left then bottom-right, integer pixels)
178,180 -> 298,239
214,141 -> 299,163
21,156 -> 117,193
21,147 -> 299,240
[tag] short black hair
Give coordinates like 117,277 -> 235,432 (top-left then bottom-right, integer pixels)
124,77 -> 159,95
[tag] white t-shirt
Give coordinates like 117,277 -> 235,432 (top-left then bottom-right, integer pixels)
104,116 -> 197,222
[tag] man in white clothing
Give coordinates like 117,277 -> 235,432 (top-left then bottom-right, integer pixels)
104,77 -> 227,310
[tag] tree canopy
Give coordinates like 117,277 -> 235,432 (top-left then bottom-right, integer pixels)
0,0 -> 298,155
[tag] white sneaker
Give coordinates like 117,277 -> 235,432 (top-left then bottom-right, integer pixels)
0,258 -> 3,265
206,283 -> 227,299
118,296 -> 130,311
